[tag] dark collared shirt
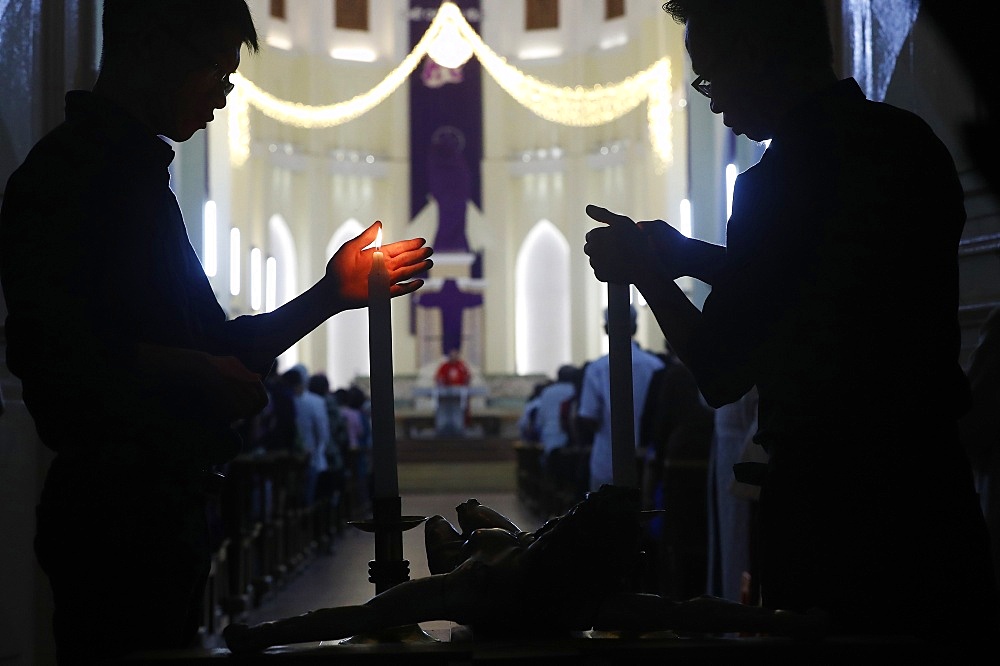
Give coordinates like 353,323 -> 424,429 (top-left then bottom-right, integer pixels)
0,91 -> 273,466
686,78 -> 970,452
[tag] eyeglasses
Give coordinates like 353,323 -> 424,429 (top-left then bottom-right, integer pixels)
190,53 -> 235,96
163,28 -> 237,96
209,65 -> 236,97
691,74 -> 712,99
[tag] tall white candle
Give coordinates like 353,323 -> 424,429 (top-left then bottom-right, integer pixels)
368,229 -> 400,498
607,282 -> 638,488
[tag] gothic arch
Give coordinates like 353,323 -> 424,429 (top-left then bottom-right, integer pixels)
515,219 -> 571,377
325,219 -> 371,389
268,214 -> 299,370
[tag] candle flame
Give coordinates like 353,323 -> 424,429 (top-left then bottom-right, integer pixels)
374,227 -> 383,250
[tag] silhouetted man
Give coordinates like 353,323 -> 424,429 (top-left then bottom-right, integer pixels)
0,2 -> 432,661
584,0 -> 998,641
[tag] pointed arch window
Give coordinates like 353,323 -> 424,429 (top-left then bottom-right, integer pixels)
516,220 -> 572,376
268,214 -> 297,310
269,214 -> 299,369
325,220 -> 370,389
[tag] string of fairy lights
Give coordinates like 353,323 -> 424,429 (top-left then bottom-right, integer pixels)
227,2 -> 672,170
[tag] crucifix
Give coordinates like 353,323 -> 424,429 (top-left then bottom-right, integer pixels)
415,277 -> 484,362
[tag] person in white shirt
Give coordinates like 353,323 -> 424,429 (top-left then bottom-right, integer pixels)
576,306 -> 664,491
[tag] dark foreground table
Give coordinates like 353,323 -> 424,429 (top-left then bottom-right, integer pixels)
120,626 -> 974,665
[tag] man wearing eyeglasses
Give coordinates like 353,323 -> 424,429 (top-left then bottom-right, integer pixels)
0,1 -> 433,662
584,0 -> 998,644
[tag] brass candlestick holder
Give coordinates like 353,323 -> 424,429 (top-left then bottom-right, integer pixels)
344,496 -> 437,644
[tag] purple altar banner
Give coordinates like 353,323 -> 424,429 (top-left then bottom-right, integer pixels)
408,0 -> 483,253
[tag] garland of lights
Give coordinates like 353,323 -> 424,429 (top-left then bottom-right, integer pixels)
228,2 -> 672,170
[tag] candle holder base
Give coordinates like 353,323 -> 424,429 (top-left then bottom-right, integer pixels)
349,497 -> 428,594
367,558 -> 411,591
338,623 -> 439,645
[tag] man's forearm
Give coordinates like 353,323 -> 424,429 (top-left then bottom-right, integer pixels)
637,275 -> 755,408
634,275 -> 702,371
235,279 -> 343,362
682,238 -> 726,285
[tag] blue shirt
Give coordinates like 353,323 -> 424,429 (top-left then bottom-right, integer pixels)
534,380 -> 577,456
578,341 -> 664,489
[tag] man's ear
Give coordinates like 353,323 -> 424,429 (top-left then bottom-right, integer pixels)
742,31 -> 787,83
137,27 -> 188,81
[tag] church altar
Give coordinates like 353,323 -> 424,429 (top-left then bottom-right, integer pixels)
352,372 -> 544,441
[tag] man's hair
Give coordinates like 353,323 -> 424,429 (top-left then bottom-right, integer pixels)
662,0 -> 833,70
308,373 -> 331,396
282,367 -> 304,388
101,0 -> 259,63
556,364 -> 578,383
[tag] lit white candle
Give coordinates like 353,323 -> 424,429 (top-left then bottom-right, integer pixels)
368,227 -> 400,498
607,282 -> 637,488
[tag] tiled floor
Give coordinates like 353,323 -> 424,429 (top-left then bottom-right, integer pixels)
240,491 -> 542,630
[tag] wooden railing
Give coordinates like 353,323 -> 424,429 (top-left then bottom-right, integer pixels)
198,449 -> 366,643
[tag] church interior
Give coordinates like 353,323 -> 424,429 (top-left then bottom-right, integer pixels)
0,0 -> 997,663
